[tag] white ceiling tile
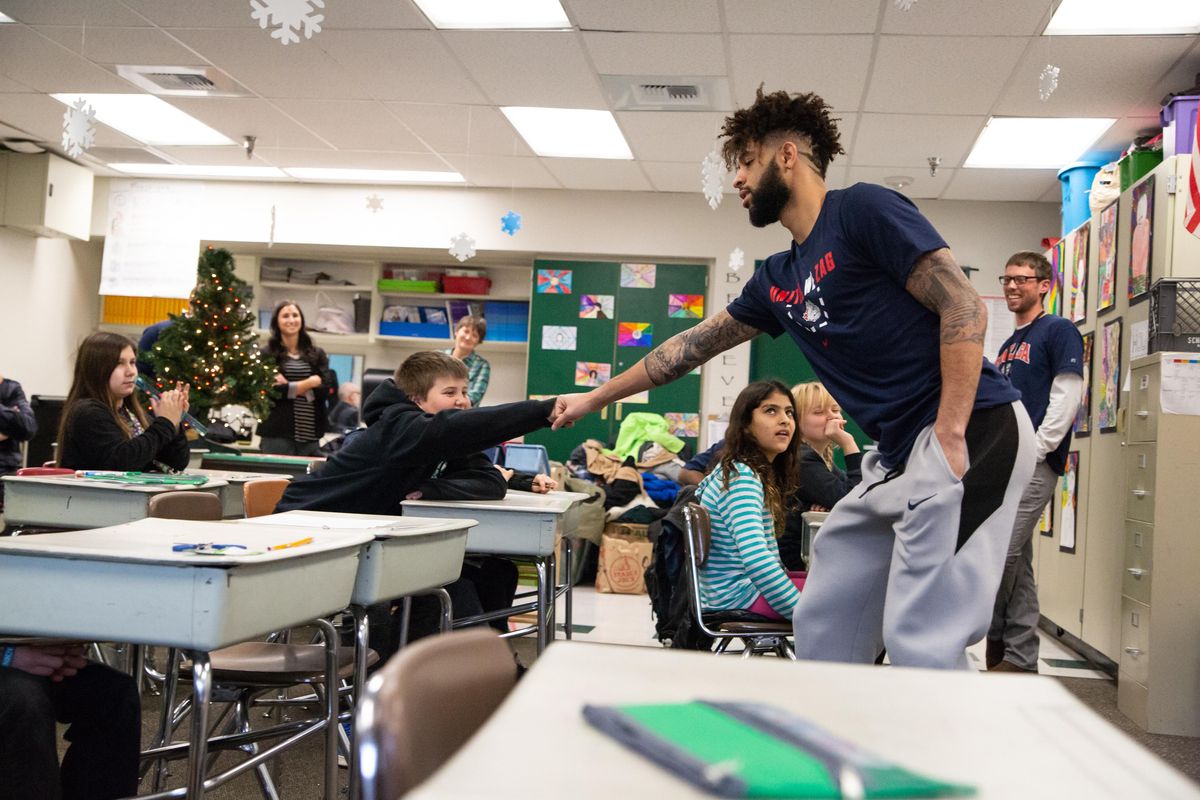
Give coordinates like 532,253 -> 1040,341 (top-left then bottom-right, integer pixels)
565,0 -> 722,33
312,31 -> 487,104
864,35 -> 1028,114
145,145 -> 270,166
940,168 -> 1059,202
845,165 -> 957,199
582,32 -> 726,76
317,0 -> 430,30
0,92 -> 142,148
442,31 -> 607,107
728,34 -> 875,110
616,111 -> 729,162
0,120 -> 36,139
1134,40 -> 1200,117
641,160 -> 711,193
84,146 -> 169,165
164,97 -> 331,150
34,26 -> 201,65
0,74 -> 32,92
1038,183 -> 1062,203
270,99 -> 429,151
384,104 -> 532,156
881,0 -> 1052,36
541,157 -> 654,191
252,148 -> 452,172
440,154 -> 562,189
723,1 -> 880,34
0,0 -> 150,26
1088,116 -> 1162,162
0,28 -> 135,93
116,1 -> 260,27
850,113 -> 986,168
822,163 -> 849,190
995,36 -> 1196,118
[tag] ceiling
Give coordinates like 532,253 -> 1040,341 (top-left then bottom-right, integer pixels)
0,0 -> 1196,203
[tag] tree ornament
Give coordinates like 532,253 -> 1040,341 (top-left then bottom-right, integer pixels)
1038,64 -> 1061,102
61,97 -> 96,159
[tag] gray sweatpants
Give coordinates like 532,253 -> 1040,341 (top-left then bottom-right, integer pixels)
792,402 -> 1035,670
988,459 -> 1059,670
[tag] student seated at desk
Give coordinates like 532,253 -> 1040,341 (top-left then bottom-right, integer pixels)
0,642 -> 140,800
57,332 -> 190,472
697,381 -> 804,622
276,351 -> 557,652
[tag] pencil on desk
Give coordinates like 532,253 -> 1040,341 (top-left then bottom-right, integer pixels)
267,537 -> 313,551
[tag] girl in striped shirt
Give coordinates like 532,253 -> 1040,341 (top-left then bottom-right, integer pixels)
697,380 -> 805,620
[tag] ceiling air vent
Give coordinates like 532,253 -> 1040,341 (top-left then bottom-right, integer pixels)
116,65 -> 249,97
601,75 -> 732,111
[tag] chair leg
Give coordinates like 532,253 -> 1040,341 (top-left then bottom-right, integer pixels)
151,648 -> 181,792
235,691 -> 283,800
713,638 -> 732,655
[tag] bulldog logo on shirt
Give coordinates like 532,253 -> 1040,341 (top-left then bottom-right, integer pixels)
770,250 -> 836,333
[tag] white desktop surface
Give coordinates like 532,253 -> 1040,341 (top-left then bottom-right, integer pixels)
188,468 -> 291,517
1,473 -> 227,528
402,489 -> 588,557
409,642 -> 1200,800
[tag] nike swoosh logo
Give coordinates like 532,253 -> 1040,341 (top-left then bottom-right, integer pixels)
907,494 -> 936,511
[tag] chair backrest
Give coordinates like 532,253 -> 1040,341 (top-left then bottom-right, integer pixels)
356,629 -> 516,800
15,467 -> 74,477
148,491 -> 223,521
681,502 -> 711,568
243,478 -> 289,518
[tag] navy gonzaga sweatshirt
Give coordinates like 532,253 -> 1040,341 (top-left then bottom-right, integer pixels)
276,379 -> 555,515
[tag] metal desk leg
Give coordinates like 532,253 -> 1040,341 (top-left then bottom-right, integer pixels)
562,537 -> 573,640
348,605 -> 369,800
535,557 -> 549,652
314,618 -> 339,800
186,651 -> 213,799
432,587 -> 453,633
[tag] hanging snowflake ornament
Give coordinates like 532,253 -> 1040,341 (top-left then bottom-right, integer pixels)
894,0 -> 917,10
701,145 -> 727,210
366,194 -> 383,213
500,210 -> 522,236
250,0 -> 324,46
61,97 -> 96,159
448,232 -> 476,263
728,247 -> 745,273
1038,64 -> 1061,102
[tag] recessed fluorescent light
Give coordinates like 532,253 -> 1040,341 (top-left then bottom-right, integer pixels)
283,167 -> 464,184
413,0 -> 569,29
501,107 -> 632,159
107,163 -> 286,179
51,93 -> 234,146
1045,0 -> 1200,35
964,117 -> 1116,169
0,12 -> 16,23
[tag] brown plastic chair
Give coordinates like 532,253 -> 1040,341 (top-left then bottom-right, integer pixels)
681,503 -> 796,659
356,629 -> 517,800
148,490 -> 223,521
242,478 -> 289,518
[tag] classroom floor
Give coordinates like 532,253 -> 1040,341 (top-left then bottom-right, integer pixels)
82,586 -> 1200,797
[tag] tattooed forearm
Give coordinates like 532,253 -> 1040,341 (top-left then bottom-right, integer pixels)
905,248 -> 986,347
644,310 -> 760,386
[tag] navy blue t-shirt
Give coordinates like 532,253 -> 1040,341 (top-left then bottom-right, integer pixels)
994,313 -> 1084,475
727,183 -> 1019,468
683,439 -> 723,473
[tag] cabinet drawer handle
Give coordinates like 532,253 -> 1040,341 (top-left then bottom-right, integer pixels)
1131,489 -> 1148,498
1126,568 -> 1147,578
1135,410 -> 1149,418
1123,647 -> 1144,657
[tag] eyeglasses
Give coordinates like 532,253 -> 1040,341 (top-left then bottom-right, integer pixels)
998,275 -> 1042,287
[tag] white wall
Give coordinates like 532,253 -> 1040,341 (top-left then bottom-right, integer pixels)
0,226 -> 102,397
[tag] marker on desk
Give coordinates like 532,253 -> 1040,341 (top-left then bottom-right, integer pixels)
76,470 -> 140,478
268,537 -> 313,551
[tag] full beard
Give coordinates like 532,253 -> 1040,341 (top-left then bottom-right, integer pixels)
748,160 -> 790,228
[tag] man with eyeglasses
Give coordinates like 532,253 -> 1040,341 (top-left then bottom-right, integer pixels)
989,251 -> 1084,672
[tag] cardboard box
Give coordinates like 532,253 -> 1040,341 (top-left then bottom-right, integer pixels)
595,525 -> 652,594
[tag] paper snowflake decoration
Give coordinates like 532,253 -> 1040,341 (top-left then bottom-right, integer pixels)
701,146 -> 728,210
1038,64 -> 1061,102
728,247 -> 745,272
894,0 -> 917,10
61,97 -> 96,159
449,232 -> 476,263
366,194 -> 383,213
250,0 -> 324,45
500,210 -> 522,236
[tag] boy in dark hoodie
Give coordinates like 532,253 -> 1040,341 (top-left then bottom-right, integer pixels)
276,351 -> 557,652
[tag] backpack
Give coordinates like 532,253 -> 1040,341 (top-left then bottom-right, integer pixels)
644,486 -> 714,649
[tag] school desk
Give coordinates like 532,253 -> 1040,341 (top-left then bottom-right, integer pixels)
188,468 -> 293,518
0,517 -> 372,799
402,489 -> 590,652
1,473 -> 227,529
198,450 -> 324,477
408,641 -> 1200,800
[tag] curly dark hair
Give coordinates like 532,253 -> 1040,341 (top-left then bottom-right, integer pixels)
720,86 -> 844,178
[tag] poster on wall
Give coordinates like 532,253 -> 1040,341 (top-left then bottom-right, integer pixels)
1074,331 -> 1093,437
100,180 -> 203,298
1045,240 -> 1064,317
1069,223 -> 1089,324
1097,200 -> 1118,314
1059,452 -> 1079,553
1099,318 -> 1122,433
1128,175 -> 1154,303
1038,500 -> 1053,538
575,361 -> 611,387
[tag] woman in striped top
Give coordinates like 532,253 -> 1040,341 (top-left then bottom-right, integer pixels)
257,301 -> 334,456
697,380 -> 805,620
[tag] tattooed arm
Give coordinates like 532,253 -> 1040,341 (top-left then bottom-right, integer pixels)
550,310 -> 760,430
905,247 -> 987,478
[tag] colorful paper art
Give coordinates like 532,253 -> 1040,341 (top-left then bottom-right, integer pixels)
624,390 -> 650,404
1045,240 -> 1063,317
1128,176 -> 1154,302
668,294 -> 705,319
575,361 -> 611,387
1068,223 -> 1088,324
579,294 -> 614,319
620,263 -> 656,288
664,412 -> 700,438
536,269 -> 572,294
1074,332 -> 1093,437
1097,201 -> 1118,314
618,322 -> 653,347
1059,452 -> 1079,553
1099,318 -> 1122,432
542,325 -> 577,351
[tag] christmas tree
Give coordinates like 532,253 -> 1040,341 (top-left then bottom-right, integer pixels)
146,247 -> 278,420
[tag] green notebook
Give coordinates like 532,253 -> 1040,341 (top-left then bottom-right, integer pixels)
77,472 -> 209,486
582,700 -> 975,799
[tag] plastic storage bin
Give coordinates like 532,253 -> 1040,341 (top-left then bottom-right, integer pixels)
1057,162 -> 1101,235
1161,95 -> 1199,159
378,278 -> 438,293
442,275 -> 491,295
1118,150 -> 1163,192
1149,279 -> 1200,353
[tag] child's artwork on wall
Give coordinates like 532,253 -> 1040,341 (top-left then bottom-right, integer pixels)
541,325 -> 577,351
1128,175 -> 1154,302
536,269 -> 572,294
1038,500 -> 1053,537
664,412 -> 700,438
617,322 -> 653,347
1068,223 -> 1089,324
1059,452 -> 1079,553
579,294 -> 614,319
1097,200 -> 1118,314
620,262 -> 656,288
1099,318 -> 1122,432
623,390 -> 650,404
668,294 -> 705,319
1045,240 -> 1063,316
575,361 -> 611,387
1074,331 -> 1093,437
